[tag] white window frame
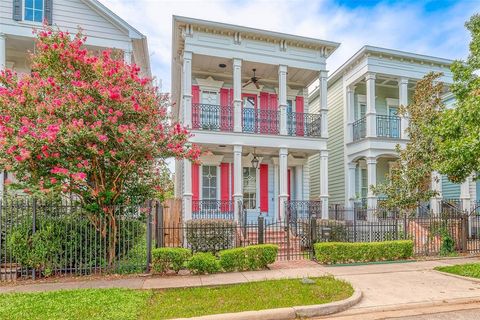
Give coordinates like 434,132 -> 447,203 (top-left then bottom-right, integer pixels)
199,165 -> 220,201
23,0 -> 44,23
386,98 -> 399,117
356,95 -> 367,120
242,167 -> 258,210
201,90 -> 219,105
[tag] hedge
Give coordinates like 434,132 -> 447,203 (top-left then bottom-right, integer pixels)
219,244 -> 278,272
314,240 -> 414,264
185,219 -> 236,253
186,252 -> 220,274
151,248 -> 191,274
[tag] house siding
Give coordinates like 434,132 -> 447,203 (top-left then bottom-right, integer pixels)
442,175 -> 461,199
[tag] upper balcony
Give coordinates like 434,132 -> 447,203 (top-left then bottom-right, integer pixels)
352,114 -> 401,141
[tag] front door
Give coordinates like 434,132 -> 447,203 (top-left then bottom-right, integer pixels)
388,106 -> 399,138
242,94 -> 257,133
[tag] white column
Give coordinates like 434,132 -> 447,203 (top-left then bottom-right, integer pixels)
233,58 -> 242,133
278,148 -> 288,221
399,77 -> 409,139
365,73 -> 376,138
294,165 -> 303,200
183,159 -> 193,221
233,145 -> 243,221
430,171 -> 442,215
319,150 -> 329,219
347,162 -> 357,210
0,33 -> 5,198
278,65 -> 288,135
461,176 -> 471,212
346,85 -> 355,143
319,70 -> 329,138
366,157 -> 377,214
182,51 -> 193,128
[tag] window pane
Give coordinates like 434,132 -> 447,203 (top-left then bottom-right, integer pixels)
25,0 -> 33,9
202,165 -> 217,200
201,91 -> 218,105
35,0 -> 43,9
34,9 -> 43,22
24,8 -> 34,21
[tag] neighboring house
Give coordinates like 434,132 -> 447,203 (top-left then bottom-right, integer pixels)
0,0 -> 151,196
309,46 -> 476,216
172,16 -> 339,223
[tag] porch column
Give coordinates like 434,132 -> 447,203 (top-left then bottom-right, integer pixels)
183,159 -> 193,221
366,157 -> 377,217
365,73 -> 376,138
233,145 -> 243,221
278,65 -> 288,135
399,77 -> 409,139
346,85 -> 355,143
294,165 -> 303,200
182,51 -> 193,128
430,171 -> 442,215
0,33 -> 5,198
320,150 -> 329,219
278,148 -> 288,221
124,50 -> 132,64
347,162 -> 357,210
319,70 -> 328,138
233,58 -> 242,133
460,175 -> 471,212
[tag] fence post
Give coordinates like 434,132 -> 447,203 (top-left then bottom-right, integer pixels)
32,198 -> 37,280
258,216 -> 264,244
310,216 -> 317,259
353,208 -> 357,242
462,213 -> 468,253
146,202 -> 152,273
156,201 -> 164,248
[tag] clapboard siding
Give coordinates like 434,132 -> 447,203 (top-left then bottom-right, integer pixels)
0,0 -> 131,44
326,80 -> 345,204
442,175 -> 461,199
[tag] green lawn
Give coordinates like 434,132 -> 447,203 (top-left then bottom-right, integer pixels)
0,277 -> 353,320
435,262 -> 480,279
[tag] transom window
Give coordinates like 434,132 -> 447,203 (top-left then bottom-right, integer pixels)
243,167 -> 257,209
24,0 -> 44,22
202,166 -> 217,200
201,91 -> 218,105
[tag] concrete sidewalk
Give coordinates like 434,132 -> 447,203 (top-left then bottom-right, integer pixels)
1,256 -> 479,314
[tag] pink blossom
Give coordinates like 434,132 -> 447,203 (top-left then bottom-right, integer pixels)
50,166 -> 69,175
71,172 -> 87,181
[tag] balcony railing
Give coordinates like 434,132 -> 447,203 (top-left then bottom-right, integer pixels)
376,115 -> 401,138
352,117 -> 366,141
242,108 -> 280,135
192,200 -> 234,220
287,112 -> 322,137
192,104 -> 234,132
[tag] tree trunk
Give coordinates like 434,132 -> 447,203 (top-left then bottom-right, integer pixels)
106,208 -> 117,268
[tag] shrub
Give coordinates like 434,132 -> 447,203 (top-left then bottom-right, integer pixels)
314,240 -> 414,264
316,220 -> 348,242
218,244 -> 278,272
186,252 -> 220,274
151,248 -> 191,274
185,219 -> 236,253
218,247 -> 247,272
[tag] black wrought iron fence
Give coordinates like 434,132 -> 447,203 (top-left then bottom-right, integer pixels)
376,115 -> 401,138
353,117 -> 366,141
287,112 -> 322,137
192,200 -> 234,220
242,108 -> 279,134
192,103 -> 234,132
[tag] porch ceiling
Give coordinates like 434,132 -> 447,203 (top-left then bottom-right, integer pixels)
198,144 -> 314,158
192,54 -> 317,87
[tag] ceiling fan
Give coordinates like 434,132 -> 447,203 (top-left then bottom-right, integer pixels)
243,68 -> 261,89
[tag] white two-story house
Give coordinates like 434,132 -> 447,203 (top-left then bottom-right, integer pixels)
0,0 -> 151,196
309,46 -> 477,217
172,16 -> 339,223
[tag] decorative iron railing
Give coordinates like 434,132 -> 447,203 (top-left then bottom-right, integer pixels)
286,200 -> 323,222
192,104 -> 234,132
376,115 -> 401,138
192,200 -> 234,220
242,108 -> 280,135
352,117 -> 366,141
287,112 -> 322,137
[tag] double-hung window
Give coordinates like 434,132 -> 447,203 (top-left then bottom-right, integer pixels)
24,0 -> 44,22
201,166 -> 217,201
243,167 -> 257,209
200,91 -> 219,129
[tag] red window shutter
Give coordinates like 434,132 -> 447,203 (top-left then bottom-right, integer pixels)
229,88 -> 234,106
269,94 -> 278,133
295,96 -> 305,136
259,92 -> 269,134
220,88 -> 231,131
269,94 -> 278,110
192,85 -> 200,129
260,164 -> 269,213
192,163 -> 200,212
220,163 -> 230,212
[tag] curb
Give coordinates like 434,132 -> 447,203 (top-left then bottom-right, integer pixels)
171,286 -> 362,320
433,269 -> 480,283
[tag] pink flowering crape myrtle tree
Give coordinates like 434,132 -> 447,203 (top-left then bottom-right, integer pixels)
0,26 -> 199,266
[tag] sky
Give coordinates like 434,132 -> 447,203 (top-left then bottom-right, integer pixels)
100,0 -> 480,92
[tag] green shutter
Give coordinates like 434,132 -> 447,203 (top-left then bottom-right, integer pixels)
44,0 -> 53,25
12,0 -> 22,21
